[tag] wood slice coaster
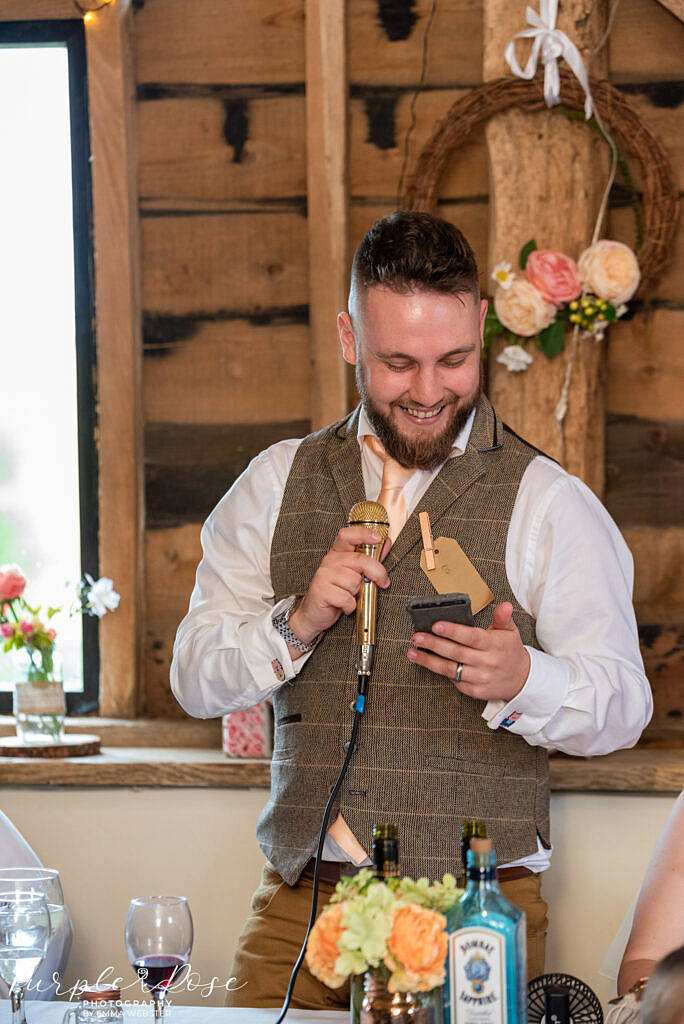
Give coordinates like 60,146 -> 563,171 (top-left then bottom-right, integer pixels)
0,734 -> 101,758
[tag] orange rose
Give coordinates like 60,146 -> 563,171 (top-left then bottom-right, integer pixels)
305,903 -> 347,989
494,278 -> 556,337
578,240 -> 640,305
384,905 -> 447,993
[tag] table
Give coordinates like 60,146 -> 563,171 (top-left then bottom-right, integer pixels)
1,1005 -> 347,1023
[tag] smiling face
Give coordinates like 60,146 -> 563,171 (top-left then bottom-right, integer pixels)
339,285 -> 487,469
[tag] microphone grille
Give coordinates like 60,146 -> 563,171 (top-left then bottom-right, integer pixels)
348,500 -> 390,540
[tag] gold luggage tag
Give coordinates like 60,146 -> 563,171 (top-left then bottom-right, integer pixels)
418,512 -> 493,615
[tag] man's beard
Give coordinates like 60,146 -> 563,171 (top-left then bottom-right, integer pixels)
356,364 -> 482,470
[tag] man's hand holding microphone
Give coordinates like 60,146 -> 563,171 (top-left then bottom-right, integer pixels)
285,506 -> 530,702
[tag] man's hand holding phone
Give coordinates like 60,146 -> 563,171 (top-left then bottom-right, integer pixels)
407,600 -> 531,702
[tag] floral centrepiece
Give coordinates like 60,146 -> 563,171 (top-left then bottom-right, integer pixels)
305,868 -> 461,994
1,565 -> 120,742
485,237 -> 639,370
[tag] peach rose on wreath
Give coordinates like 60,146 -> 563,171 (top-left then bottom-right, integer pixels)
0,564 -> 27,603
384,905 -> 448,993
494,278 -> 556,337
525,249 -> 582,306
578,240 -> 640,305
306,903 -> 347,989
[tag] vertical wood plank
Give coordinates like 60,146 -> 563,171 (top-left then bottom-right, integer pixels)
483,1 -> 608,495
306,0 -> 349,428
87,0 -> 144,716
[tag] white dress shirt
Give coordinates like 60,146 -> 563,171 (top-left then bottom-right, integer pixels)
171,407 -> 652,871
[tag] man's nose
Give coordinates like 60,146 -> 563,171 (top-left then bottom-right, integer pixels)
410,369 -> 444,408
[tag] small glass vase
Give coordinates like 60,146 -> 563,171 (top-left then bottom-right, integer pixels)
13,647 -> 65,744
350,968 -> 443,1024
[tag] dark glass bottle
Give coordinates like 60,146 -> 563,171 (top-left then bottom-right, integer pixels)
372,823 -> 399,880
459,820 -> 487,883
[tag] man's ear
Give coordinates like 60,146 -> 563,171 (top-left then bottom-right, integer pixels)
338,312 -> 357,365
479,297 -> 488,339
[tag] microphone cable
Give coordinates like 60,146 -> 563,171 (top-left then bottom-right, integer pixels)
273,671 -> 369,1024
274,501 -> 388,1023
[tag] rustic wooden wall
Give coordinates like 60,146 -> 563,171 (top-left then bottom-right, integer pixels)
135,0 -> 683,738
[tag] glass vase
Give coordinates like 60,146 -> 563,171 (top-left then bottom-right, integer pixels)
350,968 -> 443,1024
13,648 -> 65,744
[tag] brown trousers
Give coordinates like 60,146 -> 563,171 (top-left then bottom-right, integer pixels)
226,863 -> 548,1009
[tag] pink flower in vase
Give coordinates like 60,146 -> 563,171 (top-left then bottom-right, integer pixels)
47,628 -> 57,642
526,249 -> 582,306
0,565 -> 27,603
19,620 -> 34,635
0,623 -> 14,639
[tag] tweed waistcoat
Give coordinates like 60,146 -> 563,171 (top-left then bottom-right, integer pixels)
257,396 -> 550,885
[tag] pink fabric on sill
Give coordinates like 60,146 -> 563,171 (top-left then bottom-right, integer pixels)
223,703 -> 273,758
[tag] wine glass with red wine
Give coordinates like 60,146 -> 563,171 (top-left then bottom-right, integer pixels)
125,896 -> 193,1019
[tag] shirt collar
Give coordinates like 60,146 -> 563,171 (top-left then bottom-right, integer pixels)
356,403 -> 477,461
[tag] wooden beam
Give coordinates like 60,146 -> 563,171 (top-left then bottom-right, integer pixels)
306,0 -> 349,428
483,0 -> 609,496
652,0 -> 684,23
87,0 -> 144,716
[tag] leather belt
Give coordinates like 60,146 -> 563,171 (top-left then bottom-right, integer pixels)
300,858 -> 533,886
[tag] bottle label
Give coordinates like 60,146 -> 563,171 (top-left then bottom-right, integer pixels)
449,927 -> 506,1024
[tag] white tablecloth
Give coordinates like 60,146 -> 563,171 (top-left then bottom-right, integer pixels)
1,1004 -> 347,1023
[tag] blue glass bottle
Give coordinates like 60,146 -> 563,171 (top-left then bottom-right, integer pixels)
443,838 -> 527,1024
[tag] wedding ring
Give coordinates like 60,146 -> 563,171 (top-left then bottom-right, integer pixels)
455,662 -> 463,682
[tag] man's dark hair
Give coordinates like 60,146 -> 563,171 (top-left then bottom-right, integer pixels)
351,211 -> 480,302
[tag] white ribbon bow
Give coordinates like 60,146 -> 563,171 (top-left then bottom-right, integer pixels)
504,0 -> 593,119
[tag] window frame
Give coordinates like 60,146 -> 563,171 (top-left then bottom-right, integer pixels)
0,18 -> 100,715
1,0 -> 144,718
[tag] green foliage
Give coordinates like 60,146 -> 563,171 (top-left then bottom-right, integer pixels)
539,320 -> 565,359
519,238 -> 537,270
483,307 -> 505,350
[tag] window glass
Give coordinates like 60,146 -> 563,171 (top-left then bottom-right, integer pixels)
0,45 -> 83,692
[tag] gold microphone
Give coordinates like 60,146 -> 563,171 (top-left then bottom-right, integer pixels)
347,501 -> 390,677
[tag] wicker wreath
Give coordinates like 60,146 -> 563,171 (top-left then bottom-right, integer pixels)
402,67 -> 679,296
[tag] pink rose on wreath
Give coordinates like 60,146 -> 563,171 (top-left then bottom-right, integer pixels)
525,249 -> 582,306
0,564 -> 27,603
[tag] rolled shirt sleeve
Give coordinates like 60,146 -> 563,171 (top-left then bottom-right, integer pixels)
483,458 -> 653,755
170,439 -> 315,719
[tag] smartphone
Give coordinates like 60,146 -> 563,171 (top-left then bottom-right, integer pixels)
406,593 -> 475,633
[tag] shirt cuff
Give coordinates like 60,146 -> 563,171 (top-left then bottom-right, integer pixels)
238,596 -> 316,694
482,645 -> 571,737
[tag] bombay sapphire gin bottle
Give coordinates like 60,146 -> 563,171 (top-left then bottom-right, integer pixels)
443,838 -> 527,1024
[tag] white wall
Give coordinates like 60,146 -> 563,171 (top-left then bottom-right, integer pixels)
1,788 -> 678,1008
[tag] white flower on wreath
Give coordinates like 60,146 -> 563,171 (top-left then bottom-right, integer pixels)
491,261 -> 515,290
496,344 -> 534,373
84,574 -> 120,618
592,319 -> 609,341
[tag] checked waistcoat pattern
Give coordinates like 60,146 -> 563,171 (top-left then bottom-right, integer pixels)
257,396 -> 550,885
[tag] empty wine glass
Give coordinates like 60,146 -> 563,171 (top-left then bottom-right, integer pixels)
0,868 -> 66,932
125,896 -> 193,1020
0,868 -> 67,998
0,888 -> 51,1024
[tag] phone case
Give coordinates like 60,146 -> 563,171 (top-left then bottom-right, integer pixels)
406,592 -> 474,631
